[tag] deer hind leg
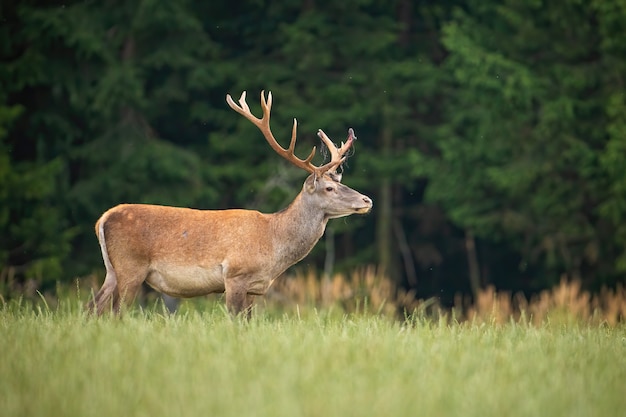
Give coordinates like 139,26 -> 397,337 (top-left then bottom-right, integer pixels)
87,268 -> 119,315
110,261 -> 149,314
88,218 -> 121,315
89,215 -> 148,315
87,261 -> 148,315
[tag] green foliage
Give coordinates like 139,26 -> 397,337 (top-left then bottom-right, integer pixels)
2,0 -> 225,279
0,95 -> 71,285
427,0 -> 626,285
1,0 -> 625,296
594,0 -> 626,272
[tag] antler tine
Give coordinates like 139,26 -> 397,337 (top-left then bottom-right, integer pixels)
337,127 -> 356,157
238,91 -> 251,114
317,129 -> 336,156
289,118 -> 317,163
225,90 -> 272,127
263,90 -> 272,115
226,90 -> 319,175
226,91 -> 253,123
316,128 -> 356,175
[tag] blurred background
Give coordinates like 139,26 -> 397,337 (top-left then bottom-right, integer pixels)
1,0 -> 625,308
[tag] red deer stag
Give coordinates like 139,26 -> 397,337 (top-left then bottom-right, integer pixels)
87,91 -> 372,316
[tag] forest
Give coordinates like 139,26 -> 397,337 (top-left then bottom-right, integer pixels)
1,0 -> 625,304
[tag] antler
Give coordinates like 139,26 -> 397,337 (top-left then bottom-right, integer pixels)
225,91 -> 354,178
317,127 -> 356,177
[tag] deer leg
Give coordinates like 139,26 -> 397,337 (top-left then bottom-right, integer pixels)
243,294 -> 255,320
113,285 -> 137,314
225,278 -> 251,317
87,269 -> 119,315
114,278 -> 145,314
106,261 -> 148,314
225,284 -> 246,316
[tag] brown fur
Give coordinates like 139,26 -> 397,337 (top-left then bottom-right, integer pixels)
87,175 -> 372,316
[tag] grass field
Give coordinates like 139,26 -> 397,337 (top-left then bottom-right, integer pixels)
1,298 -> 625,417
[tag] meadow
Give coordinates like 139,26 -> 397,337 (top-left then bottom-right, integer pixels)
1,291 -> 625,417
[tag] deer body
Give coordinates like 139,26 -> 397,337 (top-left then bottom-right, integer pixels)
89,91 -> 372,315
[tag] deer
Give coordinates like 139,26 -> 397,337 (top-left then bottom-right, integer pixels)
87,91 -> 373,317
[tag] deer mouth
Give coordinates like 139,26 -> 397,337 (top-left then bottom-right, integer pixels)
353,196 -> 373,214
354,201 -> 373,214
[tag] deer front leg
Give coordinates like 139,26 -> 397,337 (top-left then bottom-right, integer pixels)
243,294 -> 255,320
225,278 -> 254,318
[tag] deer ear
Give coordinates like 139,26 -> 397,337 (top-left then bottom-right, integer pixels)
330,172 -> 343,183
304,174 -> 318,194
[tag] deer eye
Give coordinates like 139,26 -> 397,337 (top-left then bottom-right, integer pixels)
325,186 -> 334,192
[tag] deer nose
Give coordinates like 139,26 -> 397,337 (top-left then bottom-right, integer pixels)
363,196 -> 372,206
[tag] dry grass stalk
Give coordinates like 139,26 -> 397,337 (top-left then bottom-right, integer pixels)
267,269 -> 626,325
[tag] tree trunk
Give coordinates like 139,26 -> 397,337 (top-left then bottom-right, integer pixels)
393,219 -> 417,286
465,230 -> 481,297
377,121 -> 393,277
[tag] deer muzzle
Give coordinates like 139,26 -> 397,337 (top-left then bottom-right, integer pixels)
354,195 -> 373,214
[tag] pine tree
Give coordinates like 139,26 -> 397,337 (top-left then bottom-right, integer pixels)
2,0 -> 225,281
430,0 -> 626,287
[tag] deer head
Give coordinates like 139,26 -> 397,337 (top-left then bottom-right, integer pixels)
226,91 -> 372,219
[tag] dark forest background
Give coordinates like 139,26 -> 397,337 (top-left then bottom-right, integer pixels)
1,0 -> 625,304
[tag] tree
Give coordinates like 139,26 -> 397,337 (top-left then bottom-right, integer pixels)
227,0 -> 450,284
428,0 -> 626,289
595,0 -> 626,277
1,1 -> 74,286
2,0 -> 226,282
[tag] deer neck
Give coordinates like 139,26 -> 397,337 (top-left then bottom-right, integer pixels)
270,191 -> 328,267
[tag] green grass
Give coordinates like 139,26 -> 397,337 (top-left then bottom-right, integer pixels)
1,298 -> 625,417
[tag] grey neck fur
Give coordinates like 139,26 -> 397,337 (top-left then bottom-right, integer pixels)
269,191 -> 328,270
